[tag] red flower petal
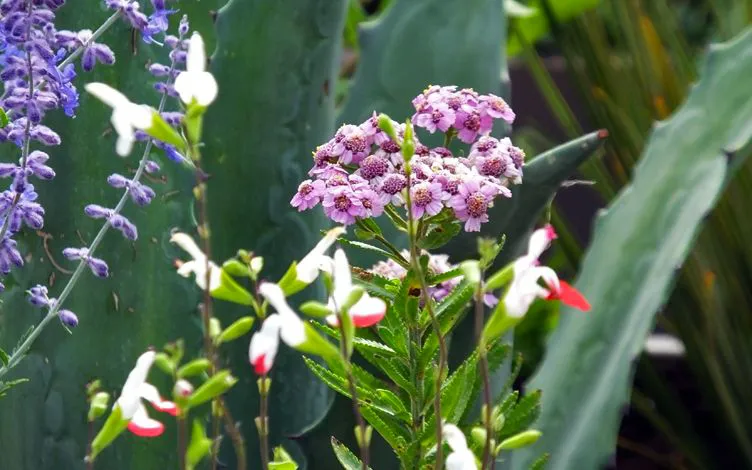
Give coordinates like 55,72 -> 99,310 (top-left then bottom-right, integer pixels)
253,354 -> 269,375
352,311 -> 385,328
557,280 -> 591,312
127,419 -> 164,437
152,400 -> 178,416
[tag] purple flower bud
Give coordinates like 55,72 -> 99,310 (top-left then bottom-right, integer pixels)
62,247 -> 88,260
84,204 -> 113,219
109,214 -> 138,240
107,173 -> 129,189
129,182 -> 156,206
30,124 -> 61,146
145,160 -> 160,174
151,0 -> 167,10
178,15 -> 189,36
87,256 -> 109,278
91,44 -> 115,66
0,238 -> 23,274
81,48 -> 96,72
58,309 -> 79,328
27,284 -> 50,307
0,163 -> 18,178
148,63 -> 170,77
164,35 -> 179,48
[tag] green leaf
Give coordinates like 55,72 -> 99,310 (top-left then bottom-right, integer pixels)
0,378 -> 28,398
529,453 -> 550,470
215,316 -> 255,344
501,390 -> 542,439
177,358 -> 212,378
513,30 -> 752,470
186,370 -> 237,409
0,348 -> 8,366
0,108 -> 8,128
418,220 -> 461,250
185,419 -> 212,470
332,437 -> 373,470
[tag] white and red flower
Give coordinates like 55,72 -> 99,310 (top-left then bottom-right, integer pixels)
249,283 -> 306,374
503,225 -> 590,318
115,351 -> 177,437
326,248 -> 386,328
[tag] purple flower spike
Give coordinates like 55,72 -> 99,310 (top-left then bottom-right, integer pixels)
58,309 -> 79,328
87,256 -> 109,278
0,238 -> 24,274
129,181 -> 156,206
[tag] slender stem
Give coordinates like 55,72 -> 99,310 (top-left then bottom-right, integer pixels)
335,317 -> 370,469
0,10 -> 126,380
177,415 -> 187,470
59,12 -> 122,70
259,374 -> 270,470
86,420 -> 95,470
190,143 -> 247,470
475,282 -> 493,470
407,324 -> 423,469
403,160 -> 445,469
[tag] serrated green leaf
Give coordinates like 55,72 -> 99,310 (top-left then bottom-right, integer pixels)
502,390 -> 541,439
0,348 -> 8,367
0,378 -> 28,397
331,437 -> 373,470
514,30 -> 752,470
426,267 -> 464,286
529,453 -> 550,470
418,221 -> 461,250
461,342 -> 511,424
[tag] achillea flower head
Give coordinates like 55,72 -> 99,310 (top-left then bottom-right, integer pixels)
291,86 -> 522,232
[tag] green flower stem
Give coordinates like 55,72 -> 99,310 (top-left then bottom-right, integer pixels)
189,141 -> 247,470
354,219 -> 409,268
474,280 -> 494,470
404,160 -> 446,469
258,375 -> 270,470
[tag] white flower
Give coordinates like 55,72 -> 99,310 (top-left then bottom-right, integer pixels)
115,351 -> 178,437
325,248 -> 386,328
173,32 -> 218,106
296,226 -> 346,284
170,232 -> 221,292
443,424 -> 478,470
250,283 -> 308,374
85,83 -> 153,156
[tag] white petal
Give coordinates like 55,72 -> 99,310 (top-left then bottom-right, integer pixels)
442,424 -> 469,452
249,314 -> 282,371
128,104 -> 154,130
527,225 -> 555,261
115,133 -> 134,157
297,226 -> 346,283
85,82 -> 129,108
332,248 -> 353,307
127,403 -> 164,437
170,232 -> 207,262
176,260 -> 198,278
193,72 -> 218,106
173,72 -> 194,105
446,449 -> 477,470
259,282 -> 297,318
208,263 -> 222,291
279,310 -> 306,347
186,32 -> 207,73
349,294 -> 386,327
118,351 -> 155,419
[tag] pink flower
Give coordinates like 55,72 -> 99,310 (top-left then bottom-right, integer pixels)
413,101 -> 456,133
410,181 -> 443,219
331,124 -> 370,164
357,187 -> 385,218
448,177 -> 507,232
322,185 -> 365,225
480,93 -> 515,123
378,172 -> 407,206
454,107 -> 492,144
290,179 -> 326,211
357,154 -> 391,181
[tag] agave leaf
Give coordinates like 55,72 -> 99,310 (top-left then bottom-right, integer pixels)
512,29 -> 752,470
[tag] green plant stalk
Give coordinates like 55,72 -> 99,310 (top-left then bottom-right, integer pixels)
178,415 -> 187,470
0,12 -> 163,380
403,161 -> 445,469
189,142 -> 246,470
335,311 -> 370,470
475,280 -> 493,470
258,375 -> 270,470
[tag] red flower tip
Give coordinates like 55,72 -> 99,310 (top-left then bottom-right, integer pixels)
544,224 -> 558,241
556,280 -> 591,312
127,420 -> 164,437
253,354 -> 269,375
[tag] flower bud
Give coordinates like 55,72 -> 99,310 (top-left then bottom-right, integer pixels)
174,379 -> 194,398
87,391 -> 110,422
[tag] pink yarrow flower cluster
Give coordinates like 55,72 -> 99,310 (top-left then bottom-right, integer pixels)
290,86 -> 525,232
